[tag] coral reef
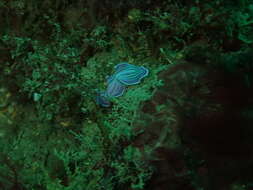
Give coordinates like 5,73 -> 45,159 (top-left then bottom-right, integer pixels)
0,0 -> 253,189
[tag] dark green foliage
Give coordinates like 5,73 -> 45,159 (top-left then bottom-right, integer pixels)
1,34 -> 85,121
0,0 -> 253,189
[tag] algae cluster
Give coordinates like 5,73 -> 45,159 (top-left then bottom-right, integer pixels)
0,0 -> 253,189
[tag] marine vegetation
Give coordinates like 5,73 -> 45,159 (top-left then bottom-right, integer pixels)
0,0 -> 253,190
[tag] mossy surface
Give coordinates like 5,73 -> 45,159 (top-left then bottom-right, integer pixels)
0,0 -> 253,189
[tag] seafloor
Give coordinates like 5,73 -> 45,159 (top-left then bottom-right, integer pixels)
0,0 -> 253,190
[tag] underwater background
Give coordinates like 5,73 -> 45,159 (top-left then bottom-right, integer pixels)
0,0 -> 253,189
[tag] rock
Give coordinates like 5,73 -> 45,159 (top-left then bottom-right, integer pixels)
132,61 -> 253,190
